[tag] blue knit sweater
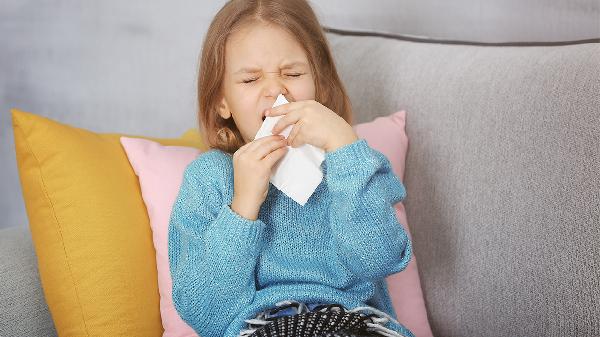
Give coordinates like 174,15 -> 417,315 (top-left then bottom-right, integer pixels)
168,138 -> 413,337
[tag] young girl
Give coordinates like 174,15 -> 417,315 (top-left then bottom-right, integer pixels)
168,1 -> 414,336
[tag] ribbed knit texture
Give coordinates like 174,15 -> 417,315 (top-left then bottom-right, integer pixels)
168,138 -> 412,337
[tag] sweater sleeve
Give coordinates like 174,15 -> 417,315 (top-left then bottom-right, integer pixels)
168,152 -> 266,337
324,138 -> 412,281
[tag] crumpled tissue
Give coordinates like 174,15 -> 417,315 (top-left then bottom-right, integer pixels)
253,94 -> 325,206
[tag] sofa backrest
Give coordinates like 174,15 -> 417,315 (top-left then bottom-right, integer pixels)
325,30 -> 600,336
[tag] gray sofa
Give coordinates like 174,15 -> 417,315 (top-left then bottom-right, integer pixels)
1,29 -> 599,336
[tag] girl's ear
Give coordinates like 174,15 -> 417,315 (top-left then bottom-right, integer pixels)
217,97 -> 232,119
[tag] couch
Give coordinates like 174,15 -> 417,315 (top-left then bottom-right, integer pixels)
1,28 -> 599,337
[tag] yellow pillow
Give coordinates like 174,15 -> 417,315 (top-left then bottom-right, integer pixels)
11,108 -> 206,337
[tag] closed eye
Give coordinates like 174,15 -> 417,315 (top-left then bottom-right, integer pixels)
242,78 -> 258,84
242,74 -> 303,84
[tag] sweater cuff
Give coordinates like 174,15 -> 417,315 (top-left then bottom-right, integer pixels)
324,138 -> 379,183
208,204 -> 266,255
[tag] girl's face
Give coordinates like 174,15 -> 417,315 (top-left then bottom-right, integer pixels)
218,22 -> 316,144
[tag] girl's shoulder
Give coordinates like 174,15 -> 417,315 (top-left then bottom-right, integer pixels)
184,148 -> 233,178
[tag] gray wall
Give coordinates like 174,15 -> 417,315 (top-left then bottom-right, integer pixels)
1,1 -> 227,230
1,0 -> 599,230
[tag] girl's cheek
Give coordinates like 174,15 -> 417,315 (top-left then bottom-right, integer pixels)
292,81 -> 316,100
235,86 -> 257,97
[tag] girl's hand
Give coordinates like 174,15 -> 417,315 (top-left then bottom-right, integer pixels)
266,100 -> 358,153
230,135 -> 288,220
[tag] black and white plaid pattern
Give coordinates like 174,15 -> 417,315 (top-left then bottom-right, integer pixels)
239,301 -> 411,337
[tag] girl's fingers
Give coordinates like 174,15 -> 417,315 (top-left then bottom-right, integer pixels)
251,135 -> 287,160
271,109 -> 300,135
286,120 -> 302,147
267,101 -> 296,116
263,144 -> 289,168
235,139 -> 253,157
242,135 -> 264,154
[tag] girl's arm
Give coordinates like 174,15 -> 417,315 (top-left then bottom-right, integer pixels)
325,138 -> 412,281
168,153 -> 265,337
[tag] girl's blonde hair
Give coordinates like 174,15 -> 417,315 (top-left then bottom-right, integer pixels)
198,0 -> 354,154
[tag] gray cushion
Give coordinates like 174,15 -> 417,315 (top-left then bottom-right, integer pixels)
326,31 -> 600,336
0,226 -> 57,337
314,0 -> 600,43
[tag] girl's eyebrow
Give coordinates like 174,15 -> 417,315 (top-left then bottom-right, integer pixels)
234,61 -> 307,74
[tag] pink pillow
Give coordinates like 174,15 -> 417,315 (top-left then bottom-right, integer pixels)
354,110 -> 433,337
120,137 -> 201,337
121,110 -> 432,337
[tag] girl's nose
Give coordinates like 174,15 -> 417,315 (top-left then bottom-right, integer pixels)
262,77 -> 288,99
266,89 -> 287,100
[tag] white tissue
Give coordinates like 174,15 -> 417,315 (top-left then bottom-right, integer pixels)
253,94 -> 325,206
